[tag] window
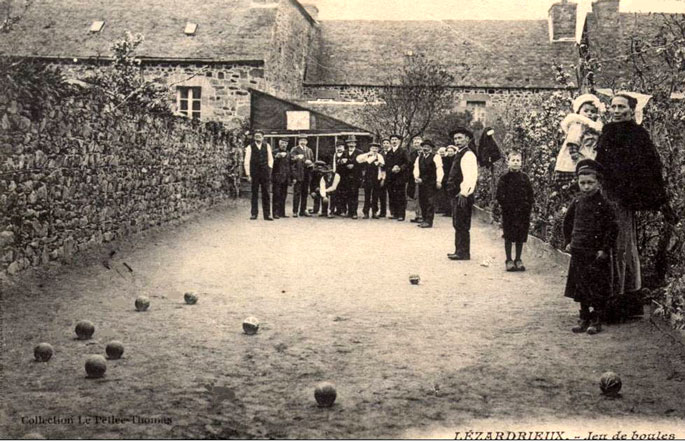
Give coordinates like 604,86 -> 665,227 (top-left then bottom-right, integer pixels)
177,87 -> 201,120
466,101 -> 487,123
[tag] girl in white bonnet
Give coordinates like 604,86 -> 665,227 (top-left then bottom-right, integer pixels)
553,93 -> 604,187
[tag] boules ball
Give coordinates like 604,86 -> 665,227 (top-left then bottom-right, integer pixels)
135,296 -> 150,312
85,355 -> 107,378
34,343 -> 54,362
242,316 -> 260,335
105,340 -> 124,360
409,274 -> 421,285
75,320 -> 95,340
314,382 -> 337,407
184,292 -> 198,305
600,371 -> 622,396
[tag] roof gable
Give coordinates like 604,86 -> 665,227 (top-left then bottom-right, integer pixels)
0,0 -> 277,61
305,19 -> 578,88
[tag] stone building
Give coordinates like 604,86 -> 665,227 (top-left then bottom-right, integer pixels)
0,0 -> 680,131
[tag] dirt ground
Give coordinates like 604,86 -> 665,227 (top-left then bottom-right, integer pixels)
2,198 -> 685,439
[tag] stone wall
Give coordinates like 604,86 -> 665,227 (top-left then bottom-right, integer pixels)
264,0 -> 317,99
302,85 -> 568,129
0,77 -> 240,276
54,59 -> 267,128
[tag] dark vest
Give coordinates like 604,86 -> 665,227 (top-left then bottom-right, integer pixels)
363,154 -> 382,183
418,154 -> 436,185
452,147 -> 472,187
250,143 -> 269,176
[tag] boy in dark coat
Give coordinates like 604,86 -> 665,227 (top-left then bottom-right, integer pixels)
495,151 -> 534,271
271,138 -> 291,219
332,141 -> 347,216
563,159 -> 619,335
378,138 -> 391,217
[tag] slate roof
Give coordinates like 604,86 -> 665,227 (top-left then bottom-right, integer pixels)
0,0 -> 277,61
583,11 -> 685,89
304,20 -> 578,88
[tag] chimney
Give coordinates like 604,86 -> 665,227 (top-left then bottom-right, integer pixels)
592,0 -> 620,25
548,0 -> 578,42
301,3 -> 319,21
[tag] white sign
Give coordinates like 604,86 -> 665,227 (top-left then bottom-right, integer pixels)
286,111 -> 310,130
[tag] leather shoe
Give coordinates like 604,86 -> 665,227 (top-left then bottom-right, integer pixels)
447,253 -> 469,260
419,223 -> 432,228
264,217 -> 274,221
250,215 -> 257,220
396,217 -> 405,221
410,218 -> 423,223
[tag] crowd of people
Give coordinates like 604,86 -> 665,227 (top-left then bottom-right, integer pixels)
244,92 -> 675,335
244,127 -> 480,261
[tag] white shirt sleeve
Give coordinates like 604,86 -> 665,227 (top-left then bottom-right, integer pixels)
267,143 -> 274,169
413,156 -> 420,181
459,151 -> 478,197
243,145 -> 251,177
434,154 -> 444,185
320,176 -> 326,198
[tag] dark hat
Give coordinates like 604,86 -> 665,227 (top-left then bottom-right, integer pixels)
369,142 -> 381,148
314,160 -> 327,168
576,159 -> 604,177
297,134 -> 309,141
252,129 -> 265,135
389,133 -> 403,140
420,139 -> 435,148
345,135 -> 358,144
449,127 -> 474,140
381,137 -> 390,142
335,140 -> 346,147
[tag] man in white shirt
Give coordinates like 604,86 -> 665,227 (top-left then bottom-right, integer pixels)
243,129 -> 274,221
413,139 -> 443,228
446,128 -> 478,259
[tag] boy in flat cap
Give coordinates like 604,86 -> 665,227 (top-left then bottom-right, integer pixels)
384,134 -> 411,221
243,129 -> 274,221
271,138 -> 291,219
447,127 -> 478,260
357,142 -> 386,219
413,139 -> 443,228
563,159 -> 618,335
290,135 -> 315,217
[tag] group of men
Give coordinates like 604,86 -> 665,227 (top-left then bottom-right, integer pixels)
243,128 -> 479,260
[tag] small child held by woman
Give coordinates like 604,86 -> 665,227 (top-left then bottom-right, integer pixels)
554,94 -> 604,188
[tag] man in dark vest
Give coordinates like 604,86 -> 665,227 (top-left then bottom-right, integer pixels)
332,141 -> 347,216
290,135 -> 315,217
378,137 -> 391,218
243,129 -> 274,221
413,139 -> 443,228
408,135 -> 423,223
342,136 -> 363,219
447,127 -> 478,259
271,138 -> 291,219
385,134 -> 411,221
356,142 -> 386,219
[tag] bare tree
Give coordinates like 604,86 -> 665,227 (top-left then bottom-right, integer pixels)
361,53 -> 462,144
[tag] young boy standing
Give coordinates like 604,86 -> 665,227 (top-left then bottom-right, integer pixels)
495,151 -> 534,271
563,159 -> 618,335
